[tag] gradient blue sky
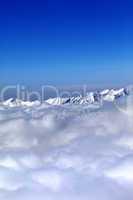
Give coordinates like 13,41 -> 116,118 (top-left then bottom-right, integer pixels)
0,0 -> 133,87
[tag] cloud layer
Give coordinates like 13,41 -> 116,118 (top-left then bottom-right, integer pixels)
0,102 -> 133,200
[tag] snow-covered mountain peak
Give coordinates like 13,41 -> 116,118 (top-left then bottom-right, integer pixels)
0,86 -> 130,108
46,87 -> 129,105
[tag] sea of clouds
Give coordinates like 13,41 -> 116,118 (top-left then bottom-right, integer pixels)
0,101 -> 133,200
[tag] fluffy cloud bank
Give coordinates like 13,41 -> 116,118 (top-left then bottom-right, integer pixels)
0,102 -> 133,200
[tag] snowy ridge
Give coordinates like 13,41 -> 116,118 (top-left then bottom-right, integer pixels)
45,87 -> 130,105
2,98 -> 41,108
0,87 -> 130,108
40,87 -> 129,106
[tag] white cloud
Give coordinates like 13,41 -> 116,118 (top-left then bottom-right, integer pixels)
0,103 -> 132,199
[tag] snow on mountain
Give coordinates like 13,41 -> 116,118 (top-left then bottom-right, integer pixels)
45,97 -> 70,105
1,98 -> 41,108
100,89 -> 110,96
0,86 -> 130,108
46,87 -> 129,105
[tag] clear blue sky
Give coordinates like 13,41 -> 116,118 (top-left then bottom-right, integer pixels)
0,0 -> 133,87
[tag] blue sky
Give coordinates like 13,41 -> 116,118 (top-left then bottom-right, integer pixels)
0,0 -> 133,87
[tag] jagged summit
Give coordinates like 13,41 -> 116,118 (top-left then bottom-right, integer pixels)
45,87 -> 129,105
0,86 -> 130,108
